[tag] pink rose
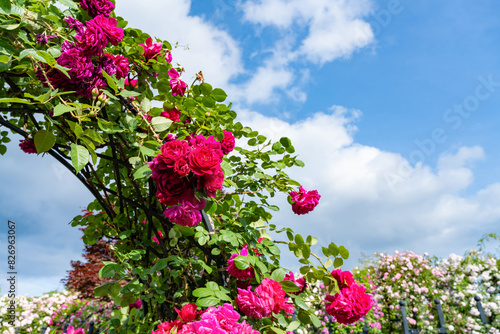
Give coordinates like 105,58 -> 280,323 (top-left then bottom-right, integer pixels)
168,68 -> 187,96
140,37 -> 162,60
330,269 -> 355,290
188,144 -> 223,176
161,108 -> 181,123
325,283 -> 372,324
19,139 -> 37,154
163,192 -> 206,227
148,157 -> 190,206
236,287 -> 271,319
227,247 -> 255,280
64,326 -> 85,334
220,130 -> 235,155
104,53 -> 129,79
152,230 -> 163,244
289,186 -> 321,215
80,0 -> 115,17
160,139 -> 191,177
175,303 -> 202,323
197,168 -> 224,198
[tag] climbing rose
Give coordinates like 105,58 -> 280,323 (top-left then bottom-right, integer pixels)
198,168 -> 224,197
163,195 -> 206,227
80,0 -> 115,17
227,247 -> 255,280
140,36 -> 162,60
188,136 -> 223,176
162,108 -> 181,123
325,283 -> 372,325
160,139 -> 191,177
79,15 -> 123,56
129,299 -> 142,310
175,303 -> 202,323
64,326 -> 85,334
284,272 -> 307,295
289,186 -> 321,215
148,156 -> 189,206
56,49 -> 94,83
104,53 -> 129,79
220,130 -> 235,155
236,278 -> 293,319
64,16 -> 85,35
124,78 -> 138,87
165,49 -> 172,63
19,139 -> 37,154
168,68 -> 187,96
330,269 -> 355,290
152,230 -> 163,244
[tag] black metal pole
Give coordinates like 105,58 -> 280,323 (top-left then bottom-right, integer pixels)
434,299 -> 447,333
400,301 -> 410,334
474,295 -> 488,325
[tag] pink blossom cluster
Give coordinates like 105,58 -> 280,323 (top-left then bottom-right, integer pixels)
283,272 -> 307,295
236,278 -> 294,319
37,10 -> 127,99
148,133 -> 235,227
288,186 -> 320,215
152,303 -> 259,334
325,270 -> 372,324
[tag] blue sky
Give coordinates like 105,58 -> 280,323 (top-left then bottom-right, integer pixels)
2,0 -> 500,296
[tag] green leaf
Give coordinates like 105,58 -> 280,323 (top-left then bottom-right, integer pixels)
310,313 -> 322,327
0,0 -> 11,13
150,258 -> 168,273
102,70 -> 118,93
70,144 -> 89,174
295,234 -> 304,246
34,130 -> 56,153
140,97 -> 151,112
36,51 -> 56,66
328,243 -> 339,257
211,248 -> 221,256
322,247 -> 331,257
233,255 -> 250,270
94,283 -> 113,297
286,321 -> 300,332
192,288 -> 213,298
119,90 -> 140,98
280,280 -> 300,293
196,296 -> 219,308
151,116 -> 173,132
202,96 -> 215,108
212,88 -> 227,102
279,137 -> 291,148
98,119 -> 123,134
294,296 -> 309,310
0,97 -> 30,104
270,268 -> 286,282
53,104 -> 76,117
269,327 -> 285,334
339,245 -> 349,260
157,78 -> 170,93
0,144 -> 6,155
133,164 -> 152,180
57,0 -> 78,9
200,83 -> 213,95
334,257 -> 343,268
324,259 -> 333,269
99,263 -> 117,279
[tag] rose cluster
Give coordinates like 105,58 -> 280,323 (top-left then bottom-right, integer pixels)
236,278 -> 294,319
148,133 -> 235,227
37,4 -> 126,98
152,303 -> 259,334
289,186 -> 321,215
325,269 -> 372,324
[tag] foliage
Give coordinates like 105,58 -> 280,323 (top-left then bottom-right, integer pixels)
62,226 -> 117,299
0,0 -> 364,333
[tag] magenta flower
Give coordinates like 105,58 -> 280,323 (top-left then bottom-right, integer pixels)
19,139 -> 37,154
220,130 -> 235,155
80,0 -> 115,17
168,68 -> 187,96
140,37 -> 162,60
325,283 -> 372,324
152,230 -> 163,244
165,49 -> 172,63
284,272 -> 307,295
163,194 -> 206,227
289,186 -> 321,215
64,326 -> 85,334
128,298 -> 142,310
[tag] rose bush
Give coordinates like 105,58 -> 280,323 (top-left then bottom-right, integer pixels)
0,0 -> 366,333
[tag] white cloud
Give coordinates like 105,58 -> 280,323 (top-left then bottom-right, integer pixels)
237,107 -> 500,269
115,0 -> 243,90
242,0 -> 375,64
